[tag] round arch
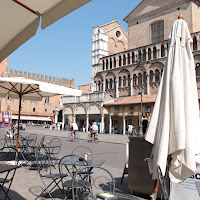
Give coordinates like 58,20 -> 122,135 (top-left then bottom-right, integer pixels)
74,104 -> 86,115
87,104 -> 102,115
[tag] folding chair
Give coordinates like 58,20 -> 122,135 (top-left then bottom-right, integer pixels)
0,147 -> 19,200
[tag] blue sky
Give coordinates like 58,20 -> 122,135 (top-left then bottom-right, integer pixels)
8,0 -> 142,89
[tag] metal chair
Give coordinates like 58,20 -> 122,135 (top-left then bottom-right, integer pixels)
33,147 -> 65,199
72,146 -> 93,160
59,154 -> 89,199
40,136 -> 46,147
72,166 -> 116,200
0,147 -> 19,200
49,138 -> 62,166
157,165 -> 169,200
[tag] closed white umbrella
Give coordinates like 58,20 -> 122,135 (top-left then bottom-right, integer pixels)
0,0 -> 92,62
145,17 -> 200,183
0,77 -> 82,149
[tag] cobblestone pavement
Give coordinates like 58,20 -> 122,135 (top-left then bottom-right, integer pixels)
0,127 -> 147,200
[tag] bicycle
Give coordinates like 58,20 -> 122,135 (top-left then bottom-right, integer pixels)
68,132 -> 80,142
87,132 -> 99,143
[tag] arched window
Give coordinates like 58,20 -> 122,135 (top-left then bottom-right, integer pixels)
114,57 -> 116,68
106,59 -> 108,70
128,75 -> 130,86
128,53 -> 130,65
193,37 -> 197,51
161,44 -> 165,57
143,49 -> 146,61
132,52 -> 135,63
123,55 -> 126,66
98,81 -> 101,91
114,78 -> 116,89
106,79 -> 109,89
119,56 -> 122,67
138,50 -> 142,61
143,72 -> 147,84
110,79 -> 113,89
138,73 -> 142,85
148,48 -> 151,61
110,58 -> 112,69
103,60 -> 105,70
151,20 -> 164,43
155,69 -> 160,82
123,76 -> 126,87
196,63 -> 200,77
119,77 -> 122,88
153,47 -> 157,59
133,74 -> 137,85
150,70 -> 154,83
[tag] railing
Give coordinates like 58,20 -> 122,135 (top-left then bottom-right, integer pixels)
100,32 -> 200,71
62,92 -> 104,104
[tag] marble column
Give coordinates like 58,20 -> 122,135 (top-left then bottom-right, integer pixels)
109,115 -> 112,134
101,114 -> 105,133
130,77 -> 133,96
115,79 -> 119,98
146,72 -> 150,95
123,115 -> 126,135
103,81 -> 105,92
86,114 -> 89,132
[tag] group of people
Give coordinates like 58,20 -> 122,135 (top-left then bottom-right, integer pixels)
70,121 -> 98,141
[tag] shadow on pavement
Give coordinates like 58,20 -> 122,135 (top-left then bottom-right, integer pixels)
0,186 -> 26,200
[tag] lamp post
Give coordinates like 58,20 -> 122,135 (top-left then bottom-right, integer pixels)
138,88 -> 143,136
137,55 -> 144,137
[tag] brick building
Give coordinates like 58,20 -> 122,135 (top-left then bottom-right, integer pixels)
0,58 -> 74,125
62,0 -> 200,134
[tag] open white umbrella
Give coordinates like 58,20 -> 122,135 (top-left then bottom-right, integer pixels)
0,77 -> 82,149
145,16 -> 200,184
0,0 -> 92,62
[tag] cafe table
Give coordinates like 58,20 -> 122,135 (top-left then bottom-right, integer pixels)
0,163 -> 21,200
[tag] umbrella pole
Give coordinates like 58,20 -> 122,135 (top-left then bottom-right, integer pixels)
151,179 -> 159,200
16,84 -> 22,150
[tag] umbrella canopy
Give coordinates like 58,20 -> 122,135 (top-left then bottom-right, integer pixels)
0,77 -> 82,149
0,0 -> 92,62
145,19 -> 200,183
0,77 -> 82,100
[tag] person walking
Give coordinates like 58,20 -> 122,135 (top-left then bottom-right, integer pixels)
127,123 -> 134,136
90,122 -> 98,140
71,121 -> 78,140
82,122 -> 86,132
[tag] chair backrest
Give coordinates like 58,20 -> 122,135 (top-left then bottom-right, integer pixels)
72,146 -> 93,160
27,134 -> 37,143
0,147 -> 19,165
40,136 -> 45,146
59,155 -> 88,193
49,138 -> 62,154
72,166 -> 115,200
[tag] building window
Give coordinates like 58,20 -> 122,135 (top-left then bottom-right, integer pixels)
106,59 -> 108,70
145,106 -> 151,113
130,106 -> 134,114
150,70 -> 154,83
155,69 -> 160,82
138,73 -> 142,85
193,37 -> 197,51
148,48 -> 151,61
114,107 -> 119,115
153,46 -> 157,59
103,60 -> 105,70
45,97 -> 49,104
114,57 -> 116,68
196,63 -> 200,77
110,58 -> 112,69
133,74 -> 137,85
45,109 -> 47,113
123,55 -> 126,65
33,108 -> 35,112
151,20 -> 164,43
128,53 -> 130,64
119,56 -> 122,67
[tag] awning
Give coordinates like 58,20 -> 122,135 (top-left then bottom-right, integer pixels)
12,116 -> 52,121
